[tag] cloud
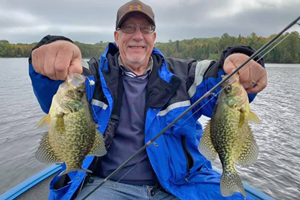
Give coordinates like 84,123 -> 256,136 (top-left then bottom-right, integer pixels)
0,0 -> 299,44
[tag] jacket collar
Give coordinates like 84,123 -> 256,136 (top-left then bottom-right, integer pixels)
101,43 -> 181,110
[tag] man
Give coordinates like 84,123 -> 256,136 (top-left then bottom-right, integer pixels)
29,0 -> 267,199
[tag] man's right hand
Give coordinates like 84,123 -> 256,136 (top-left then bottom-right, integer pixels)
31,41 -> 83,80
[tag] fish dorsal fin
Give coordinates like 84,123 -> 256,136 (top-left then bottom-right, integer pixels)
35,132 -> 61,163
198,121 -> 218,161
36,114 -> 51,129
87,130 -> 107,157
249,111 -> 261,124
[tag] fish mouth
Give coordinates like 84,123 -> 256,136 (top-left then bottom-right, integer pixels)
227,75 -> 239,85
222,74 -> 239,85
68,73 -> 86,87
63,96 -> 72,100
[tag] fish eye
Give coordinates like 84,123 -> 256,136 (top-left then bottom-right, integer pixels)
77,89 -> 83,94
225,86 -> 231,93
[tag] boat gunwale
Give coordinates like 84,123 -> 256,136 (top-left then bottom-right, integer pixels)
0,164 -> 275,200
0,165 -> 61,200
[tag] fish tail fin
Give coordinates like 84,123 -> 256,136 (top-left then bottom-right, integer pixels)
220,171 -> 246,197
57,164 -> 74,176
58,167 -> 92,177
58,169 -> 69,177
80,168 -> 93,174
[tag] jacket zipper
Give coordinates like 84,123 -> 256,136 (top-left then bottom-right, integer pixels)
181,135 -> 194,181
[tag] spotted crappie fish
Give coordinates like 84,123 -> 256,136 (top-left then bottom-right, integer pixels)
198,75 -> 260,197
35,73 -> 106,176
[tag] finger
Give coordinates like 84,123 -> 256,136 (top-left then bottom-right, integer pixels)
240,59 -> 265,89
54,49 -> 72,80
37,51 -> 46,75
223,54 -> 250,84
69,44 -> 82,74
31,49 -> 39,73
44,49 -> 58,80
246,74 -> 267,94
245,62 -> 266,90
69,57 -> 83,74
32,51 -> 41,74
32,49 -> 46,75
223,57 -> 238,74
239,59 -> 261,84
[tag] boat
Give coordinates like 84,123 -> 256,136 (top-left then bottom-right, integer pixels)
0,164 -> 275,200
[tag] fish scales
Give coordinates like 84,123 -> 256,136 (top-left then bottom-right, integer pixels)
51,110 -> 94,171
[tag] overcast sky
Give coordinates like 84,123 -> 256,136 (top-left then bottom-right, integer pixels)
0,0 -> 299,44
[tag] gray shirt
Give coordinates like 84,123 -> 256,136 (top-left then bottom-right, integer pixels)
99,57 -> 156,185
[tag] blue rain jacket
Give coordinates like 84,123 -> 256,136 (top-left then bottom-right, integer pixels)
29,40 -> 261,200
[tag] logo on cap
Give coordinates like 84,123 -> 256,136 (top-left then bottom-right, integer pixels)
129,5 -> 141,11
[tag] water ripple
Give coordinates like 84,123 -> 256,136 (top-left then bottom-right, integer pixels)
0,60 -> 300,199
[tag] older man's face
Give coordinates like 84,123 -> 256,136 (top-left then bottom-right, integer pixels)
114,12 -> 156,72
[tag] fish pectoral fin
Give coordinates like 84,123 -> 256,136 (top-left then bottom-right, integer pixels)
221,171 -> 246,197
238,107 -> 247,127
198,121 -> 217,161
87,130 -> 107,157
35,132 -> 61,163
236,125 -> 259,166
36,114 -> 51,129
249,110 -> 261,124
55,115 -> 66,133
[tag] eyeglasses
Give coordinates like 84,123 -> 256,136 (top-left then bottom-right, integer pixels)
118,23 -> 155,34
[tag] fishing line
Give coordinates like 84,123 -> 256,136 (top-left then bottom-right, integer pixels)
72,76 -> 102,200
84,76 -> 102,127
86,77 -> 95,86
177,65 -> 256,128
103,154 -> 149,189
74,174 -> 87,200
81,16 -> 300,200
115,154 -> 149,184
181,26 -> 295,126
89,24 -> 291,183
178,32 -> 292,127
258,33 -> 291,59
79,43 -> 272,199
80,58 -> 262,199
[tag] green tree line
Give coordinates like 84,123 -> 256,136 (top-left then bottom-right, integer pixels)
1,31 -> 299,63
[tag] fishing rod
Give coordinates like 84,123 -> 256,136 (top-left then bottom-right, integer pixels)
81,15 -> 300,200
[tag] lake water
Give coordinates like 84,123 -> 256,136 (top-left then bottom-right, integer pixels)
0,58 -> 299,200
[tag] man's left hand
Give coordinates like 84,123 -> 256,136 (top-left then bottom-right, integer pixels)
224,53 -> 267,94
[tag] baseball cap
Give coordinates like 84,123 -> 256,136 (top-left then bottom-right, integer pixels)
116,0 -> 155,30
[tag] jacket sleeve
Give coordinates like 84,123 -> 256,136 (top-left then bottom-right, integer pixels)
189,46 -> 265,118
